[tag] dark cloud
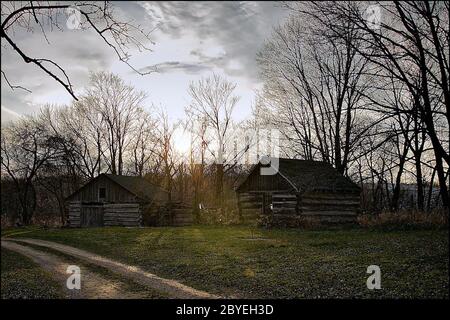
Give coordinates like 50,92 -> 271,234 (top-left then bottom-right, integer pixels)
139,49 -> 226,75
149,61 -> 213,74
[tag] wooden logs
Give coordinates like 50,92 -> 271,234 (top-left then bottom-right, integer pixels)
103,203 -> 141,227
67,201 -> 81,227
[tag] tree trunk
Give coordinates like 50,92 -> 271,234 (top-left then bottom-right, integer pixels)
57,197 -> 65,225
215,163 -> 224,207
390,141 -> 408,212
426,167 -> 437,212
414,152 -> 425,211
334,110 -> 343,174
434,153 -> 450,212
118,145 -> 123,175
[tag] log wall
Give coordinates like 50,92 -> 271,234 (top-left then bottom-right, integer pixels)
299,192 -> 360,223
142,202 -> 193,226
103,203 -> 141,227
237,192 -> 263,223
67,201 -> 81,227
67,202 -> 142,227
172,202 -> 194,226
272,193 -> 297,214
237,190 -> 361,226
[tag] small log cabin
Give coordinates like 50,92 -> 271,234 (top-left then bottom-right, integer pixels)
236,158 -> 361,226
66,174 -> 192,227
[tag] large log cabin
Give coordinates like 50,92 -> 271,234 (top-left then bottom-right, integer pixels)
236,158 -> 361,226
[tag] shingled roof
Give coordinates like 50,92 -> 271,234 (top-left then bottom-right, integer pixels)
237,158 -> 360,194
65,173 -> 168,202
104,174 -> 168,201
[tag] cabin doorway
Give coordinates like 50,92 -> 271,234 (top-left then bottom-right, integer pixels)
80,204 -> 104,227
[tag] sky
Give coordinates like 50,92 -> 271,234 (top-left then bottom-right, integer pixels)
1,1 -> 289,124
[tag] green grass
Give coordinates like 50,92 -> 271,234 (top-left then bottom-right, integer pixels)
4,225 -> 449,298
1,248 -> 63,299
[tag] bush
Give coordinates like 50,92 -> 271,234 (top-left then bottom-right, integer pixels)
142,204 -> 172,226
258,215 -> 355,229
357,209 -> 448,230
198,207 -> 240,225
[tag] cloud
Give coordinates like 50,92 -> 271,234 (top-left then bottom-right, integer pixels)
0,5 -> 150,118
139,47 -> 228,75
1,1 -> 288,122
150,61 -> 213,74
1,105 -> 21,124
141,1 -> 288,80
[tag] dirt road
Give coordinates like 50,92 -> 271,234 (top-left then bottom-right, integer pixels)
3,238 -> 220,299
1,240 -> 153,298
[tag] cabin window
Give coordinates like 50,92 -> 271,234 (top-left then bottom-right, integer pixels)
98,187 -> 106,201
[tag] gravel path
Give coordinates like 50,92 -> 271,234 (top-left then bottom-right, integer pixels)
1,240 -> 150,299
6,238 -> 219,299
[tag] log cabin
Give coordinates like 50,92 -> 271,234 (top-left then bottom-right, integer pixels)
66,174 -> 192,227
236,158 -> 361,226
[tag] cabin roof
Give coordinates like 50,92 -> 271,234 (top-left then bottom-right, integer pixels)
236,158 -> 360,193
104,174 -> 169,201
66,174 -> 168,202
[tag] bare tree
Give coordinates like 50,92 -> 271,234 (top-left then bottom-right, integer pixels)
187,73 -> 240,206
184,114 -> 208,216
128,110 -> 158,176
85,72 -> 147,175
1,1 -> 155,99
1,117 -> 62,224
154,111 -> 179,202
257,13 -> 374,174
284,1 -> 449,209
39,103 -> 104,180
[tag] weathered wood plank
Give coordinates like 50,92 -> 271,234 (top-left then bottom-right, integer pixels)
239,202 -> 262,209
104,210 -> 140,213
272,196 -> 296,200
104,216 -> 140,220
302,194 -> 360,201
104,213 -> 140,217
301,200 -> 360,206
104,217 -> 140,220
299,206 -> 358,211
273,204 -> 296,209
173,219 -> 193,223
301,211 -> 357,216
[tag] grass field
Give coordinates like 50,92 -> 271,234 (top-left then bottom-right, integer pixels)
2,226 -> 449,298
1,248 -> 63,299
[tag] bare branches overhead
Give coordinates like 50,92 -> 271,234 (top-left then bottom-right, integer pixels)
1,1 -> 155,100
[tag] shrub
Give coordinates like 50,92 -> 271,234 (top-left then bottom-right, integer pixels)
357,209 -> 448,230
198,207 -> 240,225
